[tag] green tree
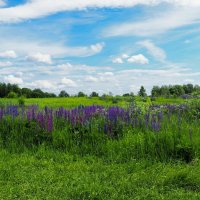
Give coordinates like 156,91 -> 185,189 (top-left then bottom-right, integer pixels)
7,91 -> 17,98
21,88 -> 32,98
138,86 -> 147,97
90,91 -> 99,97
151,86 -> 161,97
59,90 -> 70,98
78,91 -> 86,97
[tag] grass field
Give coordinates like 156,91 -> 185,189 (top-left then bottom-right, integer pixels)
0,97 -> 200,199
1,148 -> 200,200
0,96 -> 191,108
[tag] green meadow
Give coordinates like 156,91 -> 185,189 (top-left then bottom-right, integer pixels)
0,97 -> 200,200
0,96 -> 191,108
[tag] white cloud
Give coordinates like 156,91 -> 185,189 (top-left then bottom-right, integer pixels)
0,50 -> 17,58
61,77 -> 77,87
30,80 -> 56,89
0,39 -> 104,57
27,52 -> 52,64
85,76 -> 99,82
103,6 -> 200,37
112,54 -> 130,64
104,72 -> 114,76
0,0 -> 179,23
2,63 -> 199,95
64,42 -> 105,57
122,54 -> 129,59
112,57 -> 124,64
113,66 -> 200,94
138,40 -> 166,62
0,61 -> 12,67
4,75 -> 23,84
85,72 -> 114,83
90,43 -> 105,55
57,63 -> 73,71
127,54 -> 149,64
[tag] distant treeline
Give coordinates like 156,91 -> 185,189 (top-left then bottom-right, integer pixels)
151,84 -> 200,98
0,82 -> 199,98
0,83 -> 99,98
0,83 -> 56,98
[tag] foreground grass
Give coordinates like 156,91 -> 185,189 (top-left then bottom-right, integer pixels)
0,147 -> 200,200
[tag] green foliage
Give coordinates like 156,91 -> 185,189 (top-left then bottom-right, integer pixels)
59,90 -> 70,98
0,83 -> 57,98
18,96 -> 25,106
151,84 -> 200,98
90,91 -> 99,97
7,91 -> 17,98
112,97 -> 118,104
138,86 -> 147,97
78,91 -> 87,97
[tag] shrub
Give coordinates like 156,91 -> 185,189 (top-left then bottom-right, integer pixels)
7,91 -> 17,98
112,98 -> 118,104
18,96 -> 25,106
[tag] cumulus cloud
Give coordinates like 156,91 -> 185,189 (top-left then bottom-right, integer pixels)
27,52 -> 52,64
112,54 -> 130,64
138,40 -> 166,62
4,75 -> 23,84
61,77 -> 77,87
113,53 -> 149,65
0,50 -> 17,58
127,54 -> 149,64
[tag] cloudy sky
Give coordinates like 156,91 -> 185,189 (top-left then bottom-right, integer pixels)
0,0 -> 200,95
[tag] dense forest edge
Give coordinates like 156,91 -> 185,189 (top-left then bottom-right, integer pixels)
0,82 -> 200,99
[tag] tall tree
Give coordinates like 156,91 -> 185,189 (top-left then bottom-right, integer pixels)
59,90 -> 70,97
138,86 -> 147,97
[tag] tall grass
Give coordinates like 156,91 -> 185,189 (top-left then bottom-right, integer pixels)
0,100 -> 199,162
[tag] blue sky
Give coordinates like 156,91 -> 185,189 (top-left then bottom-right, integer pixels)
0,0 -> 200,95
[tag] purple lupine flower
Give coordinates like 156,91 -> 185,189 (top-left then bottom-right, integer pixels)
47,114 -> 53,132
144,113 -> 150,128
37,112 -> 45,129
0,108 -> 3,120
158,111 -> 163,121
151,114 -> 157,131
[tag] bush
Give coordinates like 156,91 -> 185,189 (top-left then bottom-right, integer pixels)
18,96 -> 25,106
7,92 -> 17,98
112,98 -> 118,104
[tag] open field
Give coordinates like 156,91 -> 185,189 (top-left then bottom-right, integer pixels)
0,96 -> 194,108
0,97 -> 199,199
